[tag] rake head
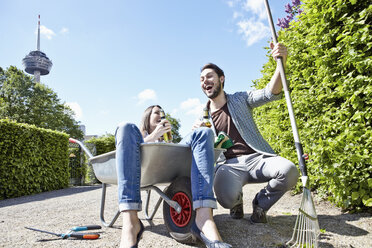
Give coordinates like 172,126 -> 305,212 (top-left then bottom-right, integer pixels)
287,186 -> 320,248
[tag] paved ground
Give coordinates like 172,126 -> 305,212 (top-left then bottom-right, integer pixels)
0,183 -> 371,248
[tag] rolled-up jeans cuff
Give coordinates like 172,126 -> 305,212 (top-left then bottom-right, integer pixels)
193,199 -> 217,210
119,202 -> 142,212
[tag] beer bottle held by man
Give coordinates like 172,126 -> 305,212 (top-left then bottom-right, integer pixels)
203,107 -> 212,128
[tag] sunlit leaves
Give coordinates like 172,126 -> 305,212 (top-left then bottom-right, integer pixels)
0,66 -> 83,139
253,0 -> 371,210
0,119 -> 69,199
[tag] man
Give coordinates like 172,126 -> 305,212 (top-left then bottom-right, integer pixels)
194,43 -> 299,223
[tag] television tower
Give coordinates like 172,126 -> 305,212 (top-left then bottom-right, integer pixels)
22,15 -> 53,83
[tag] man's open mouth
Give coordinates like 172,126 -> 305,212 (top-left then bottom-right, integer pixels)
205,85 -> 213,91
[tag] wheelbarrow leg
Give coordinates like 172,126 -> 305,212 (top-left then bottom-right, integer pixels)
99,183 -> 181,226
143,189 -> 164,220
141,185 -> 181,220
100,183 -> 121,227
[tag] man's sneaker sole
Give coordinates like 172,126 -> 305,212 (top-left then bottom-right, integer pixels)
230,204 -> 244,219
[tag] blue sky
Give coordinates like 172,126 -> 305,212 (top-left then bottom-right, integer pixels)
0,0 -> 291,138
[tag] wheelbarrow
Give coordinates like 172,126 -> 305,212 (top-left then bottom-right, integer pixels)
69,138 -> 224,244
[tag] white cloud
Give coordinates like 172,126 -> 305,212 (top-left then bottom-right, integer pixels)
180,98 -> 204,116
226,0 -> 237,8
137,89 -> 157,104
66,102 -> 83,120
39,25 -> 56,40
60,27 -> 69,35
233,11 -> 243,19
225,0 -> 270,46
243,0 -> 266,20
171,108 -> 179,116
237,18 -> 270,46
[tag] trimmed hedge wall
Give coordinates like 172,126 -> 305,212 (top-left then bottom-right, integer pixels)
85,134 -> 115,156
0,119 -> 69,199
82,134 -> 115,184
253,0 -> 371,210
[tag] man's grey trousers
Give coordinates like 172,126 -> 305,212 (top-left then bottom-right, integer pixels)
214,153 -> 299,211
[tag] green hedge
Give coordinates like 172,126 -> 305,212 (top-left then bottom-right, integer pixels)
0,119 -> 69,199
82,134 -> 115,184
253,0 -> 371,210
68,145 -> 86,184
85,134 -> 115,156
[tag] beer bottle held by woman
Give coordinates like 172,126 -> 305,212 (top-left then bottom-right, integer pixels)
160,109 -> 173,143
203,107 -> 212,128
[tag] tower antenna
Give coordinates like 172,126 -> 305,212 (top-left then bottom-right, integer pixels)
37,14 -> 40,51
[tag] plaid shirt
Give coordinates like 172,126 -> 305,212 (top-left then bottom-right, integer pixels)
206,85 -> 282,156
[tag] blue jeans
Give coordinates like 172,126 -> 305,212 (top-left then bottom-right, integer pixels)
115,123 -> 217,212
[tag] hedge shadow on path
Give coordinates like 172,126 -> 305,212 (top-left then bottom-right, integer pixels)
213,212 -> 371,248
318,213 -> 369,237
0,185 -> 101,208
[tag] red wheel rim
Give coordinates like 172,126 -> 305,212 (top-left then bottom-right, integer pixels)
170,192 -> 192,227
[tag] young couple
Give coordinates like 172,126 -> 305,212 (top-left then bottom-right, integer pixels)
116,43 -> 299,248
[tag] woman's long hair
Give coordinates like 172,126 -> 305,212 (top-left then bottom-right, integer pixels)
139,105 -> 162,137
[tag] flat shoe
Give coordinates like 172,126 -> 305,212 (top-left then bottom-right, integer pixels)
130,220 -> 145,248
190,221 -> 232,248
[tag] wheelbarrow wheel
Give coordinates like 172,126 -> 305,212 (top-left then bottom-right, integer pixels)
163,176 -> 196,244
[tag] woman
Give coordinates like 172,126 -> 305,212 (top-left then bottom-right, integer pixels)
115,105 -> 231,248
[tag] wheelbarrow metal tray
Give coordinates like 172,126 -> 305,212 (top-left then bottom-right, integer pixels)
89,143 -> 224,187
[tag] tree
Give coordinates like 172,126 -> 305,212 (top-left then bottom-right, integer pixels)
253,0 -> 371,210
0,66 -> 83,139
166,112 -> 182,143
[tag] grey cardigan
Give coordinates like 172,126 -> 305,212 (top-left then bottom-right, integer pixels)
206,85 -> 282,157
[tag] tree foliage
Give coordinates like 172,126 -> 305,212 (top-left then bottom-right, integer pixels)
254,0 -> 371,210
85,134 -> 116,155
166,112 -> 182,143
0,66 -> 83,139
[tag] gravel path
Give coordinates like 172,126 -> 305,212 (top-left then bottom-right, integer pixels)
1,183 -> 370,248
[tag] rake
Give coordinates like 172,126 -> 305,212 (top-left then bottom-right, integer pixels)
263,0 -> 320,247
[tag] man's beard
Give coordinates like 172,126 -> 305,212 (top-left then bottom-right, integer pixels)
204,82 -> 222,99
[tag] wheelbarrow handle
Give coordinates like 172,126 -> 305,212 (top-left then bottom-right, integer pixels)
68,138 -> 94,159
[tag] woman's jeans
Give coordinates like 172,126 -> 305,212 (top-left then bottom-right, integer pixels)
115,123 -> 217,212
